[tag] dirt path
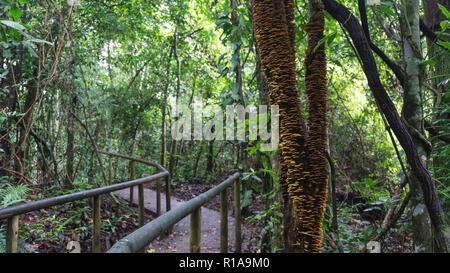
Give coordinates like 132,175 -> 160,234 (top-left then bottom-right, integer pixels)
114,187 -> 248,253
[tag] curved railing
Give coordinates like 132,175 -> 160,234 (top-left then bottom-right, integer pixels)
108,172 -> 241,253
0,150 -> 169,253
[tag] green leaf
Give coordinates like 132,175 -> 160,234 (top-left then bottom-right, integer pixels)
252,175 -> 262,183
27,38 -> 54,46
378,5 -> 395,17
242,172 -> 252,181
313,35 -> 327,53
441,21 -> 449,32
412,57 -> 437,67
10,8 -> 22,21
9,28 -> 20,40
438,4 -> 450,19
438,40 -> 450,50
241,190 -> 253,208
313,32 -> 337,53
0,20 -> 26,31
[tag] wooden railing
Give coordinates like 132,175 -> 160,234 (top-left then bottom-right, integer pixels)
107,172 -> 241,253
0,150 -> 169,253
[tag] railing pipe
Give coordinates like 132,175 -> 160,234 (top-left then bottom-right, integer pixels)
0,150 -> 169,253
0,171 -> 168,220
97,150 -> 166,172
99,150 -> 166,215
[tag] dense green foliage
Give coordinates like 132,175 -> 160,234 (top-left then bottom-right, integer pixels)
0,0 -> 448,253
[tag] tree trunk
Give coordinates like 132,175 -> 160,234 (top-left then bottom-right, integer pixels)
256,44 -> 274,252
401,0 -> 433,253
206,140 -> 214,173
252,0 -> 329,252
230,0 -> 245,107
12,10 -> 27,183
15,66 -> 39,184
424,0 -> 450,201
65,15 -> 75,188
424,0 -> 450,252
168,26 -> 181,178
193,142 -> 203,178
0,87 -> 17,181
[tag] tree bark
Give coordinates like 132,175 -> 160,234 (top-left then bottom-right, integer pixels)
255,39 -> 274,252
65,14 -> 75,188
424,0 -> 450,195
230,0 -> 245,107
252,0 -> 329,253
401,0 -> 433,253
206,140 -> 214,173
168,26 -> 181,178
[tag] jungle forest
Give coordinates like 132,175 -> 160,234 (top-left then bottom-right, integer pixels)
0,0 -> 449,255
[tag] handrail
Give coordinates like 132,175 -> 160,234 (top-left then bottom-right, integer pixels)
108,172 -> 241,253
97,150 -> 170,216
0,172 -> 167,220
0,151 -> 169,253
97,150 -> 167,173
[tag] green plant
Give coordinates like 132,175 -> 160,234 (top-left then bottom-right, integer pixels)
0,183 -> 30,209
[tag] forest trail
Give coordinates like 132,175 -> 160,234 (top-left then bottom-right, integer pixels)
114,187 -> 244,253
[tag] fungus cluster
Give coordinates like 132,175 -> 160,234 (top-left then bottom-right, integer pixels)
252,0 -> 328,252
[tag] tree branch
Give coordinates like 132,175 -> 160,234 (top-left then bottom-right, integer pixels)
358,0 -> 406,88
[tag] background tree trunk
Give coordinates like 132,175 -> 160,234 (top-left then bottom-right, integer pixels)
424,0 -> 450,209
401,0 -> 433,253
65,15 -> 75,188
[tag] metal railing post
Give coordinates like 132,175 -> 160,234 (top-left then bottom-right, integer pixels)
156,180 -> 161,216
234,176 -> 241,253
190,207 -> 201,253
220,189 -> 228,253
138,184 -> 145,227
165,175 -> 171,212
108,157 -> 113,185
92,195 -> 101,253
129,160 -> 135,205
6,215 -> 19,253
